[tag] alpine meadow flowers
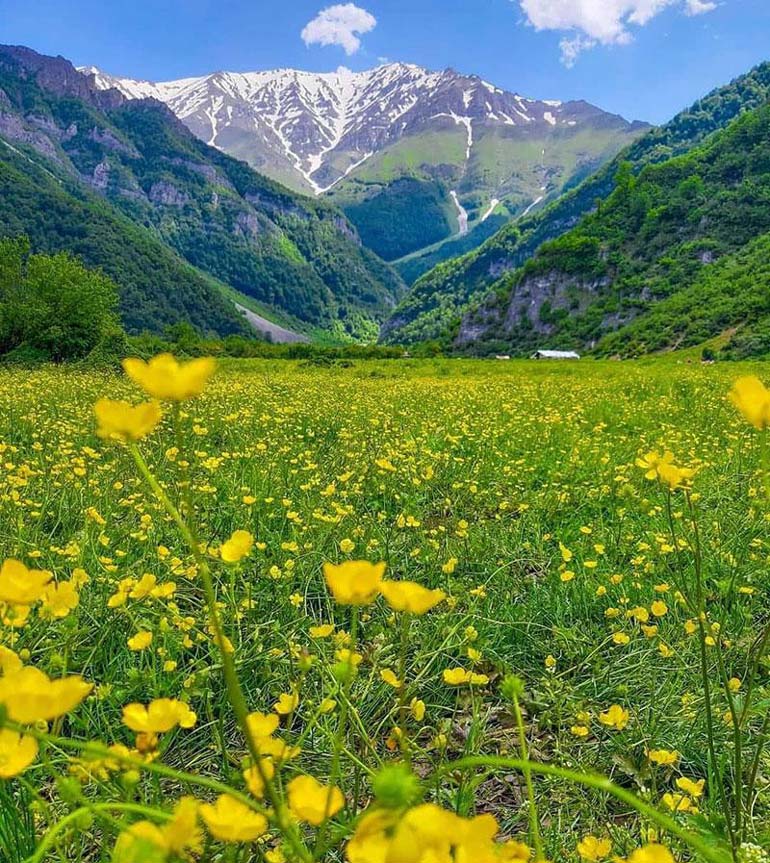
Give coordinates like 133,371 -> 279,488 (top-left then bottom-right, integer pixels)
0,355 -> 764,862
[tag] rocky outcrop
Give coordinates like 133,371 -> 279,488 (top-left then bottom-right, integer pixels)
149,181 -> 189,206
89,127 -> 139,158
234,211 -> 261,238
502,271 -> 611,336
0,110 -> 63,163
454,270 -> 612,347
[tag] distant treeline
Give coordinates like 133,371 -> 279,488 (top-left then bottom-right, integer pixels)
0,235 -> 422,366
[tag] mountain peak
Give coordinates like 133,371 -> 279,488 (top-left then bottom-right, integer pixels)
82,60 -> 640,197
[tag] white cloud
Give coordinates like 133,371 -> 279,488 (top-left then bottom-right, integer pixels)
301,4 -> 377,55
518,0 -> 718,65
685,0 -> 717,15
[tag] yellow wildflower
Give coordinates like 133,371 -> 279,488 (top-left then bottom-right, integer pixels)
379,580 -> 445,615
123,354 -> 216,401
577,835 -> 612,861
94,399 -> 161,442
0,729 -> 38,778
598,704 -> 629,731
273,690 -> 299,715
122,698 -> 197,733
323,561 -> 385,605
220,530 -> 254,563
199,795 -> 268,843
628,845 -> 675,863
127,630 -> 153,651
0,559 -> 52,605
729,376 -> 770,429
0,667 -> 91,723
648,749 -> 679,766
287,775 -> 344,825
676,776 -> 705,798
442,667 -> 489,686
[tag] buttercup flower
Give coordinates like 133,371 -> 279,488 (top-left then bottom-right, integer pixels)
380,580 -> 445,615
730,376 -> 770,429
648,748 -> 678,766
127,630 -> 153,651
0,729 -> 38,778
0,666 -> 92,723
199,794 -> 268,842
220,530 -> 254,564
628,845 -> 675,863
122,698 -> 197,733
598,704 -> 629,731
0,559 -> 52,605
442,667 -> 489,686
94,399 -> 162,442
123,354 -> 216,401
323,561 -> 385,605
287,774 -> 345,825
577,835 -> 612,861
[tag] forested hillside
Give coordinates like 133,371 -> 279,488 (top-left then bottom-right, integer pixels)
0,46 -> 403,340
453,101 -> 770,356
382,60 -> 770,346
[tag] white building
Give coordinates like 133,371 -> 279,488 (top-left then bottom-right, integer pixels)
530,350 -> 580,360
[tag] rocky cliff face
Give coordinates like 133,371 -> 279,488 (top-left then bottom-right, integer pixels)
455,270 -> 611,349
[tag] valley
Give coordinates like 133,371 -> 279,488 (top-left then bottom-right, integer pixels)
85,62 -> 646,276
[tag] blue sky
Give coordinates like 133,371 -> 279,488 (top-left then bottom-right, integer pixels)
0,0 -> 768,123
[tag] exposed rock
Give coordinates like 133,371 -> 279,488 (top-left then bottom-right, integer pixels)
169,157 -> 233,188
0,110 -> 63,163
91,159 -> 110,190
149,181 -> 189,206
502,271 -> 611,336
333,214 -> 359,244
454,297 -> 504,346
89,127 -> 139,158
234,211 -> 261,238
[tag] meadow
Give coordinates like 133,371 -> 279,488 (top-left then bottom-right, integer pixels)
0,356 -> 768,863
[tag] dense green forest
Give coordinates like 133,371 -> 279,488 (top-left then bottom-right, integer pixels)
0,45 -> 403,341
382,60 -> 770,346
454,101 -> 770,356
340,177 -> 454,261
0,145 -> 249,335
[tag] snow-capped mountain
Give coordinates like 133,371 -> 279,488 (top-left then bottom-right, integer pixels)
81,63 -> 640,194
81,62 -> 647,275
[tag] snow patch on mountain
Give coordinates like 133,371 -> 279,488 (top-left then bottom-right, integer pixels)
80,61 -> 640,196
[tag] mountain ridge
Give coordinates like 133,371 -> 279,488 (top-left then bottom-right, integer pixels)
382,58 -> 770,346
82,61 -> 647,268
82,61 -> 647,194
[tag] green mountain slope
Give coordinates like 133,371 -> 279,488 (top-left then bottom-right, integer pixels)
0,136 -> 247,336
382,60 -> 770,346
451,99 -> 770,356
328,116 -> 643,270
0,46 -> 404,340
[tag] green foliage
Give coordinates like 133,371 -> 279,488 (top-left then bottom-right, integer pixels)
458,99 -> 770,357
0,46 -> 404,342
0,144 -> 247,336
342,177 -> 453,261
384,60 -> 770,346
0,237 -> 121,362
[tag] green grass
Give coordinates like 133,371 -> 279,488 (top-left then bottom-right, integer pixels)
0,357 -> 767,860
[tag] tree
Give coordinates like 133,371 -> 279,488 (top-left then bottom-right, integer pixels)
0,237 -> 121,361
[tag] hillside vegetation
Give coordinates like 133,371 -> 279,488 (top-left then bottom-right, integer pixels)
454,101 -> 770,356
382,61 -> 770,346
0,46 -> 403,340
